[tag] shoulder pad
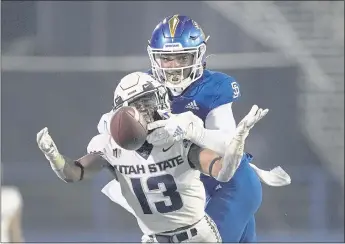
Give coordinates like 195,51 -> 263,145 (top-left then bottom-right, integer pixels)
208,72 -> 241,110
87,134 -> 110,154
97,111 -> 113,134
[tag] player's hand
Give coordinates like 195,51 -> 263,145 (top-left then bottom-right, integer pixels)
146,109 -> 173,145
146,127 -> 175,146
228,104 -> 268,150
218,105 -> 269,182
36,127 -> 60,161
236,104 -> 269,136
148,111 -> 204,142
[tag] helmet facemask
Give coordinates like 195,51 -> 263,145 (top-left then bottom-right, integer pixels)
129,93 -> 161,123
113,86 -> 170,124
148,43 -> 206,94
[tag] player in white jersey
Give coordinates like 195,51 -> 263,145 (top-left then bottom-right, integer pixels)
36,72 -> 268,243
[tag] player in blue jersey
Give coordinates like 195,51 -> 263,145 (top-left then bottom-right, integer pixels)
145,15 -> 291,242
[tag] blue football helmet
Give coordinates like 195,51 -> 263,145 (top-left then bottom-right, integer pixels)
147,15 -> 209,94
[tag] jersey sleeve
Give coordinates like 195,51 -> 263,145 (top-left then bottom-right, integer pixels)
87,134 -> 108,154
205,74 -> 240,133
210,75 -> 241,110
97,111 -> 113,134
205,103 -> 237,135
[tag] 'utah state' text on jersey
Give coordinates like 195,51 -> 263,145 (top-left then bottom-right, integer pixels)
87,133 -> 206,235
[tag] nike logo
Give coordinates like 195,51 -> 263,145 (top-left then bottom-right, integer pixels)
162,143 -> 174,152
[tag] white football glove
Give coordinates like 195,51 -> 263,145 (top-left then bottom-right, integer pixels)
215,105 -> 269,182
146,109 -> 175,146
147,110 -> 204,142
225,104 -> 269,158
36,127 -> 63,169
146,127 -> 174,146
233,104 -> 269,140
220,105 -> 290,186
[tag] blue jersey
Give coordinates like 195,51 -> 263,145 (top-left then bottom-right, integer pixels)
170,69 -> 241,121
169,70 -> 261,243
169,69 -> 248,194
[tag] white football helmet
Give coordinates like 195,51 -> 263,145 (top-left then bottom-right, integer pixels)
113,72 -> 170,123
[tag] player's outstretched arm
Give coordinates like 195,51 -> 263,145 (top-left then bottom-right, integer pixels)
188,144 -> 241,182
187,145 -> 222,177
187,105 -> 268,182
148,105 -> 268,157
36,127 -> 108,183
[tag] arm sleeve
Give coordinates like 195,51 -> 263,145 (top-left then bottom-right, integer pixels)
201,104 -> 244,182
200,103 -> 237,154
49,134 -> 110,183
205,102 -> 236,137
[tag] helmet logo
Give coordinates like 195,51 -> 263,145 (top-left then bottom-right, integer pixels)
192,20 -> 205,39
168,15 -> 180,38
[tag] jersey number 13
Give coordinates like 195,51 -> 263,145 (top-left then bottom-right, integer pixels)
131,174 -> 183,214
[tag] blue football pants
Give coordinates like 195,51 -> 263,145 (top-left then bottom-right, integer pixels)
203,156 -> 262,243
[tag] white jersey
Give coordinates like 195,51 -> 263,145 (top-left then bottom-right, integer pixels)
87,134 -> 206,235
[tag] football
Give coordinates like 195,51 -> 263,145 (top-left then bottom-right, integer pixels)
110,106 -> 148,150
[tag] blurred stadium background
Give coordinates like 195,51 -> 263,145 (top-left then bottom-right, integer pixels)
1,1 -> 344,242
